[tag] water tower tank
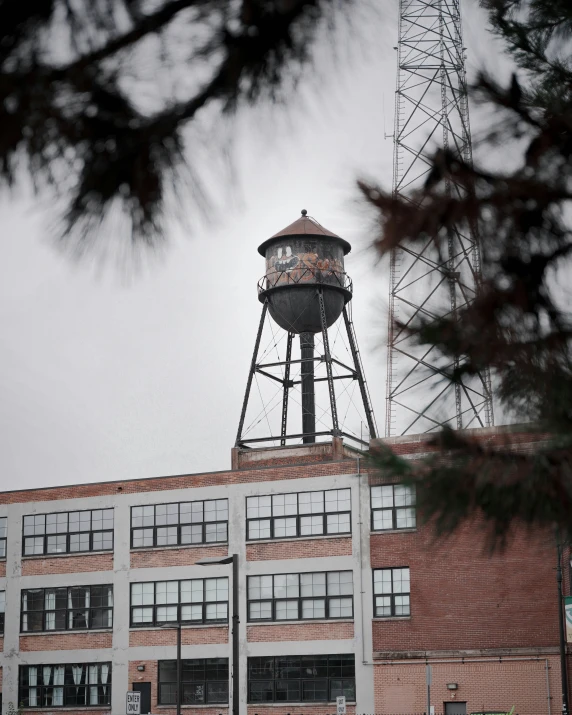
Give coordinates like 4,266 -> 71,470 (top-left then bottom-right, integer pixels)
257,210 -> 352,334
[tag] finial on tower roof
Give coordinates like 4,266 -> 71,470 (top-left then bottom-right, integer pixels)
301,209 -> 307,216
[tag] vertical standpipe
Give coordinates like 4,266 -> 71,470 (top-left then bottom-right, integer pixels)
300,332 -> 315,442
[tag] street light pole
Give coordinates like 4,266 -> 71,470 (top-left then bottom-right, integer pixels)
196,554 -> 239,715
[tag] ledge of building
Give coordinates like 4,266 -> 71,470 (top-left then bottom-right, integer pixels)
374,645 -> 561,660
232,437 -> 364,470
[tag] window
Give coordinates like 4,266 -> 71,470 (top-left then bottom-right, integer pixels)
248,654 -> 355,703
22,509 -> 114,556
21,585 -> 113,632
248,571 -> 353,622
0,590 -> 5,633
371,484 -> 416,531
130,500 -> 228,549
158,659 -> 228,704
0,516 -> 6,558
130,578 -> 228,626
373,568 -> 410,617
246,489 -> 351,541
19,663 -> 111,707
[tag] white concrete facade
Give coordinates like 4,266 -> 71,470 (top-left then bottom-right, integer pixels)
0,468 -> 376,715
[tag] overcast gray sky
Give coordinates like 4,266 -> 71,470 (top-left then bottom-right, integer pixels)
0,0 -> 512,489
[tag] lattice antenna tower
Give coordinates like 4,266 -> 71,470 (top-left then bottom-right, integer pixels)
385,0 -> 494,436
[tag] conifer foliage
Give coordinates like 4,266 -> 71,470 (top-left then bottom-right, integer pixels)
362,0 -> 572,542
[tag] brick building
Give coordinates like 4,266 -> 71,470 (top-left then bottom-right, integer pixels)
0,428 -> 565,715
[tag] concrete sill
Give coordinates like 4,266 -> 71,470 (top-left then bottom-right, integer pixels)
372,616 -> 411,622
21,551 -> 114,560
370,528 -> 417,535
246,534 -> 351,545
20,629 -> 113,635
129,624 -> 228,631
130,544 -> 228,553
247,619 -> 353,626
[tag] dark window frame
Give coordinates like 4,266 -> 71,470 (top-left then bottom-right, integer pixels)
247,571 -> 354,622
130,578 -> 229,627
0,589 -> 5,634
0,516 -> 6,559
372,567 -> 411,617
20,585 -> 113,633
370,484 -> 416,532
22,509 -> 114,557
246,489 -> 352,542
247,654 -> 356,704
158,658 -> 229,705
130,500 -> 228,550
18,662 -> 112,708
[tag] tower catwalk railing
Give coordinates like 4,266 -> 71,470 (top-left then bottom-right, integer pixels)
385,0 -> 494,436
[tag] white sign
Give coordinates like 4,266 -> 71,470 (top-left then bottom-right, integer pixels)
126,691 -> 141,715
336,696 -> 346,715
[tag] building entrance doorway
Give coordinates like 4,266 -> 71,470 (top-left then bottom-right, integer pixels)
445,703 -> 467,715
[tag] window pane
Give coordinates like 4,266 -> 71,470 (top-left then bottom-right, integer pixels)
298,491 -> 324,514
396,507 -> 416,529
180,580 -> 203,604
249,601 -> 272,620
207,682 -> 228,704
327,513 -> 350,534
247,496 -> 271,519
156,504 -> 179,526
373,570 -> 392,594
205,522 -> 227,543
394,484 -> 415,507
275,600 -> 298,620
204,499 -> 228,522
249,682 -> 274,702
205,603 -> 228,620
274,518 -> 297,538
272,493 -> 297,516
205,578 -> 228,602
303,679 -> 328,701
24,537 -> 44,555
156,582 -> 178,604
301,599 -> 325,619
93,531 -> 113,551
46,535 -> 67,554
132,529 -> 153,548
249,576 -> 273,600
372,510 -> 393,530
69,533 -> 90,552
0,517 -> 7,538
248,520 -> 271,540
180,501 -> 203,524
327,571 -> 353,596
181,604 -> 203,621
181,524 -> 203,544
132,506 -> 155,527
156,606 -> 178,621
394,594 -> 410,616
375,595 -> 391,616
300,573 -> 326,597
156,527 -> 178,546
393,568 -> 410,593
329,597 -> 353,618
325,488 -> 351,513
300,515 -> 323,536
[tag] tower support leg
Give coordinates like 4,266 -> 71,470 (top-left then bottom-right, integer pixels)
300,332 -> 316,444
235,301 -> 268,447
280,332 -> 294,446
342,307 -> 377,440
317,289 -> 340,437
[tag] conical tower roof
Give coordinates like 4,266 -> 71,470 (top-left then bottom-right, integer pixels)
258,211 -> 351,255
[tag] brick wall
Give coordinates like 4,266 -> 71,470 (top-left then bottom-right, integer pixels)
129,627 -> 229,647
0,461 -> 358,504
19,631 -> 113,651
246,537 -> 352,562
370,523 -> 559,653
128,660 -> 229,715
0,561 -> 5,577
21,553 -> 114,576
130,545 -> 228,570
247,621 -> 353,642
373,656 -> 561,715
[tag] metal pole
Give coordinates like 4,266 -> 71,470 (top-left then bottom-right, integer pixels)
176,623 -> 182,715
280,332 -> 294,445
232,554 -> 239,715
557,534 -> 569,715
300,332 -> 316,443
342,307 -> 377,439
317,289 -> 340,436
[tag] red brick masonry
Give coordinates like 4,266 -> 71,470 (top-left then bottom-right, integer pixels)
247,621 -> 353,642
20,632 -> 113,651
21,553 -> 114,576
246,536 -> 352,561
129,626 -> 228,647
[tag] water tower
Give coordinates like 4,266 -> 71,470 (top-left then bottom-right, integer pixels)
235,211 -> 377,449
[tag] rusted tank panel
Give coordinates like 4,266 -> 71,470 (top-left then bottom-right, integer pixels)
259,235 -> 351,334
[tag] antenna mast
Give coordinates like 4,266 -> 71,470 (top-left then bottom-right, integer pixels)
386,0 -> 494,436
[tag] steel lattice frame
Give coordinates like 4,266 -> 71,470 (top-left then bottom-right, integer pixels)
385,0 -> 494,436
